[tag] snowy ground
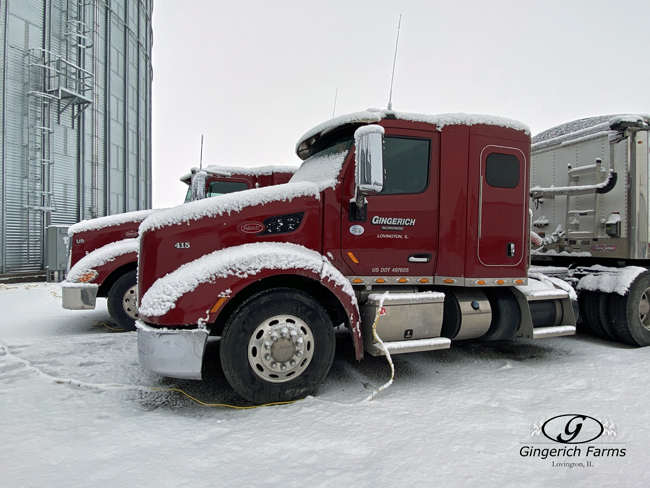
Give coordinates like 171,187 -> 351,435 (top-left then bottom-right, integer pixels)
1,283 -> 649,487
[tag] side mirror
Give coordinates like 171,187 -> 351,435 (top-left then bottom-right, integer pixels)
354,125 -> 384,196
190,170 -> 207,201
352,125 -> 384,221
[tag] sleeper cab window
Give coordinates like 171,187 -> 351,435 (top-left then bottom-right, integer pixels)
485,153 -> 520,189
381,136 -> 430,195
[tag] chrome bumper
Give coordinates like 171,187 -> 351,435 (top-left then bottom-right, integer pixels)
61,283 -> 99,310
136,321 -> 209,380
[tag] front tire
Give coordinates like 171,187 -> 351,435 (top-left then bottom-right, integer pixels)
106,270 -> 139,331
220,288 -> 335,404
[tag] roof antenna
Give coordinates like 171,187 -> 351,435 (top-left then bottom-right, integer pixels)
387,14 -> 402,111
332,87 -> 338,118
199,134 -> 204,169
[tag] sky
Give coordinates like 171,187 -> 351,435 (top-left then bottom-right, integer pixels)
150,0 -> 650,208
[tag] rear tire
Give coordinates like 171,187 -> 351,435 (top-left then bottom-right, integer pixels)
610,272 -> 650,347
582,291 -> 618,340
106,270 -> 138,331
220,288 -> 335,404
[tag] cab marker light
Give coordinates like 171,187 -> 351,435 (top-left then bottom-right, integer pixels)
419,278 -> 430,283
347,252 -> 360,264
443,279 -> 456,284
210,297 -> 229,314
475,280 -> 487,285
397,278 -> 409,283
374,278 -> 387,283
352,278 -> 364,284
494,279 -> 506,285
78,270 -> 98,283
514,279 -> 525,285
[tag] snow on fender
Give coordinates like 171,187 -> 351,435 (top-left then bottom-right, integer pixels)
139,242 -> 362,356
61,238 -> 139,311
64,238 -> 139,283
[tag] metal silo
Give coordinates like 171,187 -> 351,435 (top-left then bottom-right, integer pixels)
0,0 -> 153,277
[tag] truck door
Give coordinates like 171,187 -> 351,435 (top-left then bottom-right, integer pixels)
477,145 -> 527,266
341,129 -> 440,277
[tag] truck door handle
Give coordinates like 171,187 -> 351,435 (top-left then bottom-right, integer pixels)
507,243 -> 515,257
408,254 -> 431,263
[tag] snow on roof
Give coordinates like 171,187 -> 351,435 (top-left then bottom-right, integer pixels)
139,242 -> 355,318
68,209 -> 157,235
296,108 -> 530,159
532,113 -> 650,149
64,239 -> 139,282
142,151 -> 348,234
179,165 -> 299,183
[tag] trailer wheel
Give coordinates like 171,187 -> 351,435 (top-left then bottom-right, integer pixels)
582,291 -> 618,340
106,270 -> 138,331
611,272 -> 650,347
220,288 -> 335,404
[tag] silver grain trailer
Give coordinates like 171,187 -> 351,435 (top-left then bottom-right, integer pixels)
530,114 -> 650,347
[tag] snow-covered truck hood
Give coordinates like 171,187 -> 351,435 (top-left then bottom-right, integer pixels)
140,149 -> 348,234
68,209 -> 157,236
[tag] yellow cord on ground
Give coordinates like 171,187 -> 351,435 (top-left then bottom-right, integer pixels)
95,321 -> 128,332
149,388 -> 302,409
367,301 -> 395,401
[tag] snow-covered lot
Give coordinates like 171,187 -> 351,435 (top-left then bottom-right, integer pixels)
1,283 -> 649,487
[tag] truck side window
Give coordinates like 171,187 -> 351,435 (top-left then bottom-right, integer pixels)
381,137 -> 430,195
486,153 -> 520,189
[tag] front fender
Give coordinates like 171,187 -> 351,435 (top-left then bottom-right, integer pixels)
65,238 -> 139,286
139,242 -> 363,359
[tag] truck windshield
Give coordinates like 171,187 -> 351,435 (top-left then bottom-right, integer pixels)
183,180 -> 250,203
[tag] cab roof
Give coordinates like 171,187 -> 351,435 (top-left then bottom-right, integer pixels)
295,108 -> 530,160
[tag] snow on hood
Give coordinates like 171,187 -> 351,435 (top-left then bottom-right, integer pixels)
140,182 -> 320,234
295,108 -> 530,159
141,151 -> 348,234
68,209 -> 157,236
139,242 -> 356,318
288,150 -> 348,191
179,164 -> 299,183
64,239 -> 139,283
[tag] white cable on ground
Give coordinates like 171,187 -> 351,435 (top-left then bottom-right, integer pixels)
365,294 -> 395,401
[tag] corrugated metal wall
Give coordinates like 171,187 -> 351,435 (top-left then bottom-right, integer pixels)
0,0 -> 153,275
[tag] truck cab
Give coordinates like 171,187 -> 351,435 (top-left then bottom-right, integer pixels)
136,110 -> 576,404
62,165 -> 296,330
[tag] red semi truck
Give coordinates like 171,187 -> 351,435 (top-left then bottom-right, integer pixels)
134,109 -> 588,405
61,166 -> 295,330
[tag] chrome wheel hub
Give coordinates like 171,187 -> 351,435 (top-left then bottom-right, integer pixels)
640,288 -> 650,331
248,315 -> 313,383
122,285 -> 139,320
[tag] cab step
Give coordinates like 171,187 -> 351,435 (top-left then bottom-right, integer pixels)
532,325 -> 576,339
371,337 -> 451,356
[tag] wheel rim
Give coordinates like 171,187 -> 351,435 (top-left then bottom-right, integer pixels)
639,287 -> 650,331
122,284 -> 139,320
248,314 -> 314,383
